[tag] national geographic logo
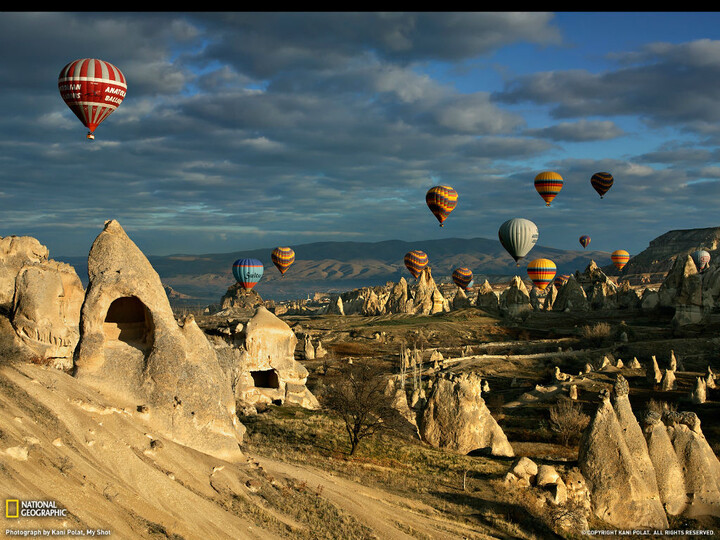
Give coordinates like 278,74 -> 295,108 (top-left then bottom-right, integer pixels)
5,499 -> 67,518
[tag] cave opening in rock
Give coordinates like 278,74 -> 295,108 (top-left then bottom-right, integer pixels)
250,369 -> 280,389
103,296 -> 153,350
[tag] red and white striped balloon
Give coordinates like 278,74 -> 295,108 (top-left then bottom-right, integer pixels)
58,58 -> 127,139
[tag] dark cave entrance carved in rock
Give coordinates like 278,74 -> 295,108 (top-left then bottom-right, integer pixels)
250,369 -> 280,389
103,296 -> 154,351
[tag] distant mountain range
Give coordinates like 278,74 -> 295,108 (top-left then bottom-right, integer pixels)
57,236 -> 612,305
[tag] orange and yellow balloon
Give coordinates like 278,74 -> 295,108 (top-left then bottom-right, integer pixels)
611,250 -> 630,271
271,247 -> 295,275
404,250 -> 428,279
527,258 -> 557,290
426,185 -> 458,227
534,171 -> 563,206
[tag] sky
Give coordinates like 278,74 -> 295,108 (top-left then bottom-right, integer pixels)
2,12 -> 720,260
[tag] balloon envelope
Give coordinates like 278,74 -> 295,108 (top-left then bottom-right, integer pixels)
591,172 -> 614,198
271,247 -> 295,275
611,250 -> 630,271
534,171 -> 563,206
498,218 -> 539,266
404,250 -> 428,279
452,267 -> 473,290
58,58 -> 127,139
579,235 -> 591,249
426,185 -> 458,227
232,258 -> 264,290
692,250 -> 711,272
554,274 -> 571,289
527,258 -> 557,290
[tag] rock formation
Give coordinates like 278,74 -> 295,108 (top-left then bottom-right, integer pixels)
498,276 -> 532,318
0,235 -> 84,369
474,280 -> 499,313
552,275 -> 589,312
578,386 -> 668,529
210,306 -> 319,411
420,372 -> 513,457
11,259 -> 84,369
73,220 -> 245,461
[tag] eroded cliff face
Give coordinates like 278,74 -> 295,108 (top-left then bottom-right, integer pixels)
607,227 -> 720,278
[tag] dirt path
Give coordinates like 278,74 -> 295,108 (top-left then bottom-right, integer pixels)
249,452 -> 500,540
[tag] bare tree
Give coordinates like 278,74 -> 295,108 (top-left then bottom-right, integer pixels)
323,359 -> 399,455
549,398 -> 590,447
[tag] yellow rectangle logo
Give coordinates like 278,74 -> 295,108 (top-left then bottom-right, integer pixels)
6,499 -> 19,518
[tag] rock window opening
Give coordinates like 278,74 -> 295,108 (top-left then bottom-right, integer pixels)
251,369 -> 280,389
103,296 -> 153,349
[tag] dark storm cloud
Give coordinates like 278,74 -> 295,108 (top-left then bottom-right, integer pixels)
525,120 -> 625,142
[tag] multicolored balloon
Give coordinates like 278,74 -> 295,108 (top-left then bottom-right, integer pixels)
611,250 -> 630,271
591,172 -> 614,198
58,58 -> 127,140
426,185 -> 458,227
554,274 -> 571,289
498,218 -> 539,267
527,258 -> 557,290
232,258 -> 264,290
534,171 -> 563,206
691,249 -> 711,273
404,250 -> 428,279
271,247 -> 295,275
452,267 -> 473,290
579,235 -> 591,249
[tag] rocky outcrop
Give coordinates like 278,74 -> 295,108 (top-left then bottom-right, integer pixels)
73,220 -> 245,461
552,275 -> 589,311
320,268 -> 448,316
578,387 -> 668,529
210,306 -> 319,411
420,372 -> 513,457
498,276 -> 532,318
11,260 -> 84,369
475,280 -> 499,313
220,284 -> 265,315
0,235 -> 84,369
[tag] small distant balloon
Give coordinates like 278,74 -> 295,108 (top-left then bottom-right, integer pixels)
452,267 -> 473,290
534,171 -> 563,206
271,247 -> 295,275
232,258 -> 264,290
58,58 -> 127,140
554,274 -> 571,289
527,258 -> 557,290
426,185 -> 458,227
579,235 -> 591,249
611,250 -> 630,271
498,218 -> 539,267
691,249 -> 711,273
404,250 -> 428,279
591,172 -> 614,198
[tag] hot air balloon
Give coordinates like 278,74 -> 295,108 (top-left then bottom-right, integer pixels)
452,267 -> 473,290
579,235 -> 591,249
527,258 -> 557,290
611,250 -> 630,271
425,185 -> 458,227
554,274 -> 571,289
404,250 -> 428,279
58,58 -> 127,140
271,247 -> 295,275
691,249 -> 711,273
534,171 -> 563,206
232,258 -> 264,290
591,172 -> 614,198
498,218 -> 539,267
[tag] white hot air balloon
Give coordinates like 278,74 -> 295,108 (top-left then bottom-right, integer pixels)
498,218 -> 539,267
